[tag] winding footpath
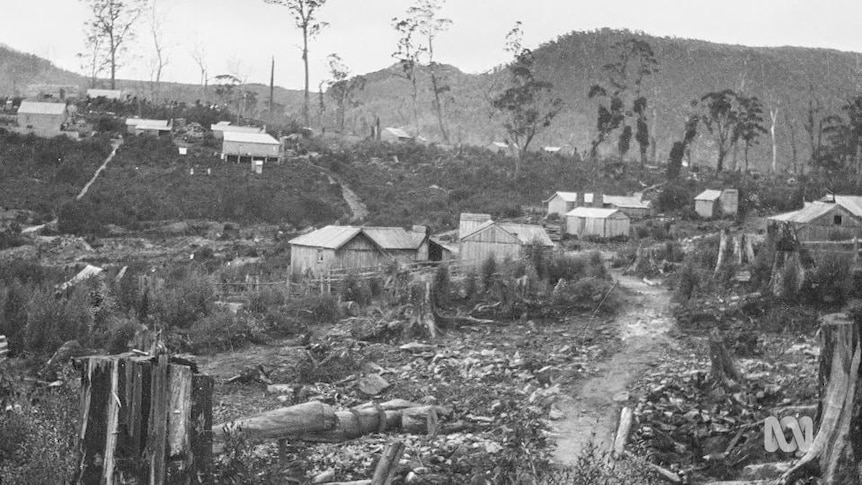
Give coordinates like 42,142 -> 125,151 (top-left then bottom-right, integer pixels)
552,273 -> 675,464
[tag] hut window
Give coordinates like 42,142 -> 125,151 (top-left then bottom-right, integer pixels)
317,249 -> 324,262
834,215 -> 843,225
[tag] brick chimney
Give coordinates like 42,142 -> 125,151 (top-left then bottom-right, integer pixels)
576,192 -> 585,207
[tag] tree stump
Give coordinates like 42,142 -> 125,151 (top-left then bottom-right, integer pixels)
709,329 -> 741,386
779,313 -> 862,484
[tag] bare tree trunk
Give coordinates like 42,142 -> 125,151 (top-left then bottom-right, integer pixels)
770,107 -> 779,172
780,313 -> 862,484
302,25 -> 310,128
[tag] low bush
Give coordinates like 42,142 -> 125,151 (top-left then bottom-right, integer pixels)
541,441 -> 662,484
803,253 -> 852,307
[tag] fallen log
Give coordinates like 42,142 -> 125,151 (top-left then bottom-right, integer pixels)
647,462 -> 682,484
612,406 -> 633,458
213,400 -> 450,451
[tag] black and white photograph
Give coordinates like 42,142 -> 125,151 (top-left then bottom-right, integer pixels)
1,0 -> 860,483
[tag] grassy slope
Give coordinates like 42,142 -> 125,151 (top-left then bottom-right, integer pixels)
0,132 -> 112,217
75,136 -> 347,229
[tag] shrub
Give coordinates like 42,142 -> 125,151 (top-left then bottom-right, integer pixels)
804,253 -> 852,307
481,255 -> 497,291
541,440 -> 661,484
464,269 -> 479,300
186,311 -> 263,354
340,273 -> 371,306
675,262 -> 699,302
307,294 -> 341,323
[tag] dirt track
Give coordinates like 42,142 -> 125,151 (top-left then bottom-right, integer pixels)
552,273 -> 675,464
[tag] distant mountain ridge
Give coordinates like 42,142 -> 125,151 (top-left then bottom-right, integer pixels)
4,29 -> 862,171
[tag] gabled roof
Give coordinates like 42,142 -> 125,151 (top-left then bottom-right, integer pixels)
363,227 -> 425,250
289,226 -> 364,249
289,225 -> 425,251
695,189 -> 723,201
497,223 -> 555,247
566,207 -> 627,219
223,131 -> 280,144
461,220 -> 554,247
17,101 -> 67,115
603,195 -> 651,210
460,212 -> 492,223
544,192 -> 595,204
768,202 -> 850,224
833,195 -> 862,218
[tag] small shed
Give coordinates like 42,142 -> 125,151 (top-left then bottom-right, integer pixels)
545,192 -> 579,218
565,207 -> 630,239
16,101 -> 70,138
289,225 -> 428,276
381,127 -> 414,143
210,122 -> 264,139
222,132 -> 281,163
87,89 -> 124,100
126,118 -> 172,137
695,189 -> 739,219
603,195 -> 652,219
459,220 -> 554,266
769,201 -> 862,241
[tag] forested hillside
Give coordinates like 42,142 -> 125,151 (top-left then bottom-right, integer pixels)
4,29 -> 862,172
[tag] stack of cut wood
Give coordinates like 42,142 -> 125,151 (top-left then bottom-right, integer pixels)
213,399 -> 451,453
0,335 -> 7,360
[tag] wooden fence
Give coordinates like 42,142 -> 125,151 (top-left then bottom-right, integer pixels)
75,354 -> 213,485
801,238 -> 862,265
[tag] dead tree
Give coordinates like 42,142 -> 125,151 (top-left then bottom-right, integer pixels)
779,313 -> 862,484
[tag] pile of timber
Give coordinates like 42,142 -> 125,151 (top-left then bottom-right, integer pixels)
213,399 -> 451,453
76,353 -> 213,485
0,335 -> 7,360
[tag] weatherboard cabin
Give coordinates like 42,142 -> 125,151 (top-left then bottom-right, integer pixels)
16,101 -> 71,138
289,225 -> 429,276
87,89 -> 124,100
768,196 -> 862,241
695,189 -> 739,219
459,219 -> 554,266
603,195 -> 652,219
221,131 -> 281,164
565,207 -> 630,239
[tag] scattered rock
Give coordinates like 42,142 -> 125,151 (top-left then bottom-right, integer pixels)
357,373 -> 390,396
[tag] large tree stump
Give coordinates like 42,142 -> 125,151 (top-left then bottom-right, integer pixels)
75,354 -> 213,485
779,313 -> 862,485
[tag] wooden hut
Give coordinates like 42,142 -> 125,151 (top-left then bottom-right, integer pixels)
210,122 -> 264,140
768,200 -> 862,241
565,207 -> 630,239
126,118 -> 172,137
289,225 -> 428,276
695,189 -> 738,219
221,132 -> 281,163
459,213 -> 492,239
459,221 -> 554,266
16,101 -> 70,138
545,192 -> 579,218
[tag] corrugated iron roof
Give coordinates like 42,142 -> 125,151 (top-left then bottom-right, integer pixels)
769,202 -> 846,223
211,124 -> 263,134
566,207 -> 627,219
834,195 -> 862,218
17,101 -> 67,115
87,89 -> 123,98
289,225 -> 425,251
289,226 -> 363,249
126,118 -> 170,128
363,227 -> 425,250
460,213 -> 492,222
497,223 -> 555,247
695,189 -> 723,201
223,131 -> 280,144
547,191 -> 579,202
604,195 -> 651,209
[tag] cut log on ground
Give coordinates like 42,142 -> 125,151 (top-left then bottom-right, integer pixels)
213,400 -> 451,452
779,313 -> 862,485
371,441 -> 405,485
613,406 -> 633,459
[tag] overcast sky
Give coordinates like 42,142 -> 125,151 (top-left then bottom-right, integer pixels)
4,0 -> 861,90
